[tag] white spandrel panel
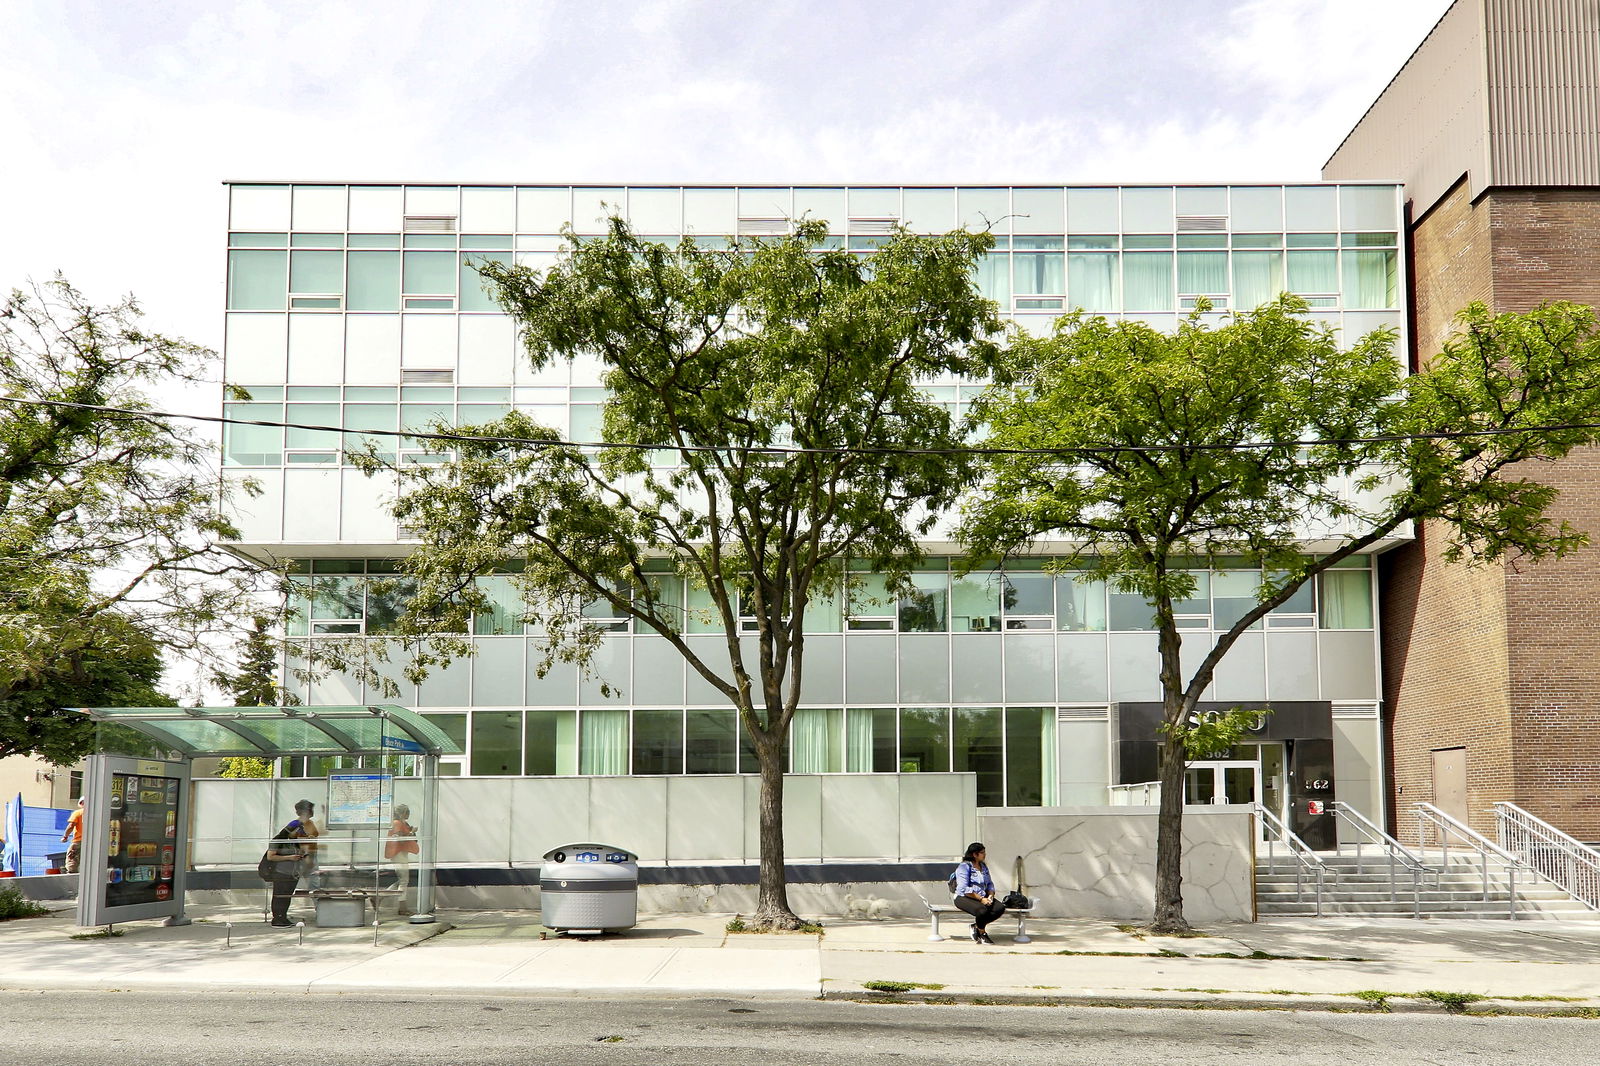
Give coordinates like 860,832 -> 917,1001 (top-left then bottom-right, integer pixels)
1057,633 -> 1109,702
345,315 -> 400,383
292,185 -> 347,230
401,313 -> 457,368
458,314 -> 516,384
460,187 -> 516,232
1108,634 -> 1160,701
1319,631 -> 1378,702
348,186 -> 404,231
225,313 -> 287,383
1003,633 -> 1055,703
404,186 -> 459,217
281,468 -> 341,541
286,313 -> 344,383
897,635 -> 951,703
517,187 -> 571,232
845,634 -> 897,703
798,634 -> 843,704
224,468 -> 282,541
230,185 -> 291,230
339,468 -> 397,542
820,776 -> 896,859
1210,631 -> 1266,702
630,636 -> 686,706
1265,631 -> 1319,701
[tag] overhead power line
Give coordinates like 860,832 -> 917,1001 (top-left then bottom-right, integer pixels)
2,394 -> 1598,458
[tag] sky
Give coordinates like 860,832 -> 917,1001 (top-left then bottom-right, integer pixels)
3,0 -> 1454,360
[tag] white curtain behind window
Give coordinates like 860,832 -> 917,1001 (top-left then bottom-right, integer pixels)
792,708 -> 843,773
579,709 -> 629,775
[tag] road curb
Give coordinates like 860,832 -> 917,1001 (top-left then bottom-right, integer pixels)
823,989 -> 1600,1017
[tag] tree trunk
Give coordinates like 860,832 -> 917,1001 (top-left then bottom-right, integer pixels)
1150,610 -> 1191,934
752,736 -> 802,930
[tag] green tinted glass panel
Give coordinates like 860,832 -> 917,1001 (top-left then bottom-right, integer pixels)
227,250 -> 286,310
291,233 -> 343,248
404,234 -> 456,249
290,250 -> 343,294
898,708 -> 949,773
953,707 -> 1004,807
524,710 -> 577,775
1287,250 -> 1337,293
632,709 -> 684,774
1342,249 -> 1397,309
686,710 -> 737,773
347,251 -> 401,311
423,713 -> 468,750
222,403 -> 283,465
459,252 -> 511,312
1006,706 -> 1054,806
1123,252 -> 1173,310
349,233 -> 402,248
403,251 -> 456,295
471,711 -> 523,775
230,232 -> 287,247
286,403 -> 340,450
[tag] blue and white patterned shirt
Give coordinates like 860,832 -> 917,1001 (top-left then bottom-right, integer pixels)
953,861 -> 995,900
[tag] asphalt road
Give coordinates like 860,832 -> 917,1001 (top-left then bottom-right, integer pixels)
5,991 -> 1593,1066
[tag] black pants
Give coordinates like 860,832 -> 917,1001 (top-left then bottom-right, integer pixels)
269,876 -> 299,920
954,895 -> 1007,931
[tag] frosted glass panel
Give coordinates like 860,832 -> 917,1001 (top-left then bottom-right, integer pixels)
1057,634 -> 1109,701
793,188 -> 847,229
1319,631 -> 1377,701
1121,187 -> 1174,232
348,186 -> 403,231
1108,634 -> 1160,700
347,251 -> 401,310
345,315 -> 400,384
897,635 -> 951,703
292,185 -> 346,230
1066,188 -> 1119,231
1285,186 -> 1337,230
902,188 -> 954,232
738,187 -> 791,221
471,637 -> 525,706
629,188 -> 681,233
231,185 -> 291,230
951,635 -> 1001,702
1230,186 -> 1283,231
517,187 -> 571,232
845,635 -> 897,702
1175,186 -> 1226,216
848,188 -> 900,219
572,187 -> 626,233
460,186 -> 516,232
683,188 -> 736,234
1058,719 -> 1109,805
799,635 -> 843,704
1339,186 -> 1398,230
226,314 -> 287,382
957,188 -> 1010,231
1211,631 -> 1266,701
1012,188 -> 1064,233
1265,631 -> 1318,700
228,250 -> 286,310
1003,634 -> 1054,702
290,250 -> 342,294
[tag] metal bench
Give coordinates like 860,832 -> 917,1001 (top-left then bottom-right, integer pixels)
916,891 -> 1035,944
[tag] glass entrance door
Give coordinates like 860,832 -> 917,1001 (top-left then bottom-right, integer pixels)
1184,741 -> 1287,840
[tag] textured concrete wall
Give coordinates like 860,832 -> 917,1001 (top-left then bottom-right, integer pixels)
977,807 -> 1254,923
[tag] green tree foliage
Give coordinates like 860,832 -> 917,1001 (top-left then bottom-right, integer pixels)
211,616 -> 289,778
961,297 -> 1600,933
0,278 -> 275,761
341,219 -> 1001,929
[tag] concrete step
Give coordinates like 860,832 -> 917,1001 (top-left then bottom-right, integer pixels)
1257,899 -> 1600,919
1256,889 -> 1574,905
1256,875 -> 1568,895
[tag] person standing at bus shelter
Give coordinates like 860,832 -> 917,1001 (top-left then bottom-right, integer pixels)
60,799 -> 84,874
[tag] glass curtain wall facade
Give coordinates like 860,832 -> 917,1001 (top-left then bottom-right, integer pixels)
222,183 -> 1403,817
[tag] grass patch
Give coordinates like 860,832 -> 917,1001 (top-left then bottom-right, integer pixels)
1114,923 -> 1212,939
1413,990 -> 1484,1013
725,916 -> 746,933
595,1035 -> 624,1043
725,915 -> 824,935
1495,994 -> 1586,1003
1156,948 -> 1187,958
1352,989 -> 1390,1012
862,980 -> 947,993
70,928 -> 125,940
0,887 -> 50,921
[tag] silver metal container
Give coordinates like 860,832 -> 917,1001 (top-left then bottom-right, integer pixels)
539,843 -> 639,934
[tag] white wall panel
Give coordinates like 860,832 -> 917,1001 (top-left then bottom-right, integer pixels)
472,638 -> 526,707
404,186 -> 459,217
460,187 -> 517,232
401,314 -> 457,368
1319,631 -> 1379,701
1056,634 -> 1109,702
345,315 -> 401,383
899,772 -> 977,860
1210,631 -> 1266,702
281,468 -> 340,541
458,314 -> 517,384
578,637 -> 630,705
1057,719 -> 1109,805
292,185 -> 347,230
820,776 -> 898,858
225,314 -> 287,383
1108,634 -> 1160,701
665,778 -> 745,861
590,778 -> 669,861
339,468 -> 398,542
225,468 -> 283,542
230,185 -> 291,230
950,635 -> 1002,703
517,186 -> 571,231
287,313 -> 344,383
509,778 -> 594,863
845,634 -> 897,703
1265,631 -> 1319,701
1003,634 -> 1055,703
348,186 -> 404,231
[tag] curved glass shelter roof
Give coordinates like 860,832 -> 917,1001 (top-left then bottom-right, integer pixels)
71,705 -> 462,759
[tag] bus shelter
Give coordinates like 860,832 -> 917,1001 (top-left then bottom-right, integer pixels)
70,705 -> 461,929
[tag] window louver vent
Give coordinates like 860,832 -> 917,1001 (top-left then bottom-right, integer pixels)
1176,215 -> 1227,232
401,368 -> 454,383
397,525 -> 423,540
404,215 -> 458,233
737,217 -> 790,235
848,217 -> 899,234
1057,707 -> 1109,720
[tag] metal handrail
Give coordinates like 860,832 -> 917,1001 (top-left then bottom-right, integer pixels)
1413,803 -> 1520,919
1495,802 -> 1600,912
1331,801 -> 1432,918
1255,803 -> 1335,917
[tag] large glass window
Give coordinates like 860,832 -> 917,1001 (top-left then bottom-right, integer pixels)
289,250 -> 343,296
524,710 -> 577,775
1212,569 -> 1263,631
1068,253 -> 1118,312
223,402 -> 283,465
460,252 -> 512,312
632,709 -> 684,775
1232,251 -> 1283,310
343,403 -> 397,462
846,708 -> 898,772
1000,572 -> 1053,629
579,709 -> 628,775
847,573 -> 895,630
898,707 -> 949,773
347,250 -> 401,311
1287,250 -> 1338,294
473,575 -> 524,635
227,250 -> 287,310
1177,250 -> 1228,296
285,402 -> 339,462
953,707 -> 1004,807
1108,584 -> 1155,630
1319,567 -> 1373,629
686,709 -> 738,773
1342,249 -> 1397,309
973,252 -> 1010,306
471,711 -> 523,775
898,573 -> 949,633
1005,706 -> 1056,806
791,707 -> 844,773
403,250 -> 456,296
1013,237 -> 1064,296
1123,252 -> 1173,310
1056,574 -> 1106,631
951,570 -> 1001,632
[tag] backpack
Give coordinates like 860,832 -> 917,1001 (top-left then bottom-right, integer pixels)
946,863 -> 965,895
256,825 -> 295,882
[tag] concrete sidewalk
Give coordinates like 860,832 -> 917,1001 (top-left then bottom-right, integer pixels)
3,901 -> 1599,1014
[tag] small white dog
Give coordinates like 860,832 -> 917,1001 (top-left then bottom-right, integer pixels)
844,893 -> 893,920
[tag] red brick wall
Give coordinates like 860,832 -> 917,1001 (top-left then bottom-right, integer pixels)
1382,185 -> 1600,840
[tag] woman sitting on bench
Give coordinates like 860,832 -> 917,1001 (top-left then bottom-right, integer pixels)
952,841 -> 1007,945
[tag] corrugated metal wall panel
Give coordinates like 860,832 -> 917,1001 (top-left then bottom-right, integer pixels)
1484,0 -> 1600,188
1323,0 -> 1491,217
